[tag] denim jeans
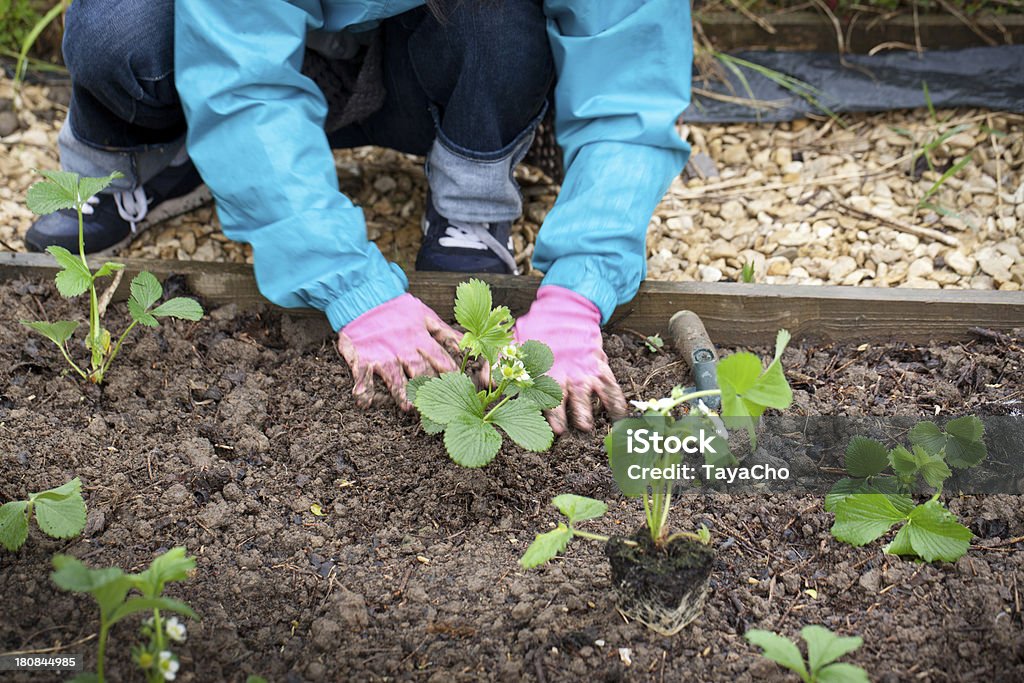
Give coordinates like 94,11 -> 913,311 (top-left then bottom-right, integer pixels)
59,0 -> 554,222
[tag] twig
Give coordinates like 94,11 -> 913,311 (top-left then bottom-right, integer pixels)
2,633 -> 97,656
831,197 -> 960,248
725,0 -> 776,34
96,269 -> 124,321
934,0 -> 998,46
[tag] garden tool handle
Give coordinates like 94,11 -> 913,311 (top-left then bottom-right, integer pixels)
668,310 -> 721,410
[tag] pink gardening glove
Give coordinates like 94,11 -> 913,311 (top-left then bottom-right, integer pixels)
337,294 -> 461,410
514,285 -> 627,435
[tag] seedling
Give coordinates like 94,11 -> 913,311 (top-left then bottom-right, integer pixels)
521,330 -> 793,566
740,261 -> 756,283
644,334 -> 665,353
21,170 -> 204,384
826,416 -> 985,562
745,626 -> 869,683
52,547 -> 198,682
0,477 -> 86,551
408,279 -> 562,468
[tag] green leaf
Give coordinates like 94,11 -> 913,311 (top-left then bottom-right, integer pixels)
151,297 -> 204,321
745,630 -> 809,680
489,399 -> 553,452
943,416 -> 986,468
51,555 -> 131,616
26,171 -> 79,214
909,417 -> 986,469
407,376 -> 446,434
21,320 -> 78,346
453,278 -> 492,335
108,596 -> 198,626
889,445 -> 918,477
908,421 -> 946,455
128,298 -> 159,327
76,172 -> 123,202
0,500 -> 30,551
460,308 -> 514,364
831,494 -> 908,546
518,340 -> 554,377
453,279 -> 514,363
816,663 -> 871,683
508,374 -> 562,411
802,625 -> 862,674
552,494 -> 607,524
414,372 -> 484,425
890,445 -> 951,490
129,271 -> 163,311
519,524 -> 573,569
46,246 -> 92,297
132,546 -> 196,598
406,375 -> 429,403
718,330 -> 793,426
886,500 -> 973,562
93,261 -> 125,279
845,437 -> 889,478
444,414 -> 502,467
31,478 -> 87,539
916,447 -> 952,490
824,477 -> 870,513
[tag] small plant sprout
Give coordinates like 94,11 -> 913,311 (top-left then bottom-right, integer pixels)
21,170 -> 204,384
745,626 -> 869,683
740,261 -> 756,283
0,477 -> 86,552
51,547 -> 199,682
408,279 -> 562,468
644,334 -> 665,353
826,416 -> 985,562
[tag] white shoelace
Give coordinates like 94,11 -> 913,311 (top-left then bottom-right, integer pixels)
79,186 -> 151,233
437,220 -> 519,274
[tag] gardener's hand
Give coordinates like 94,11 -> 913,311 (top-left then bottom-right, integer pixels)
337,294 -> 461,411
514,285 -> 627,435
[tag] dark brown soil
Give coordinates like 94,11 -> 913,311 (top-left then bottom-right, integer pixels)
1,278 -> 1022,682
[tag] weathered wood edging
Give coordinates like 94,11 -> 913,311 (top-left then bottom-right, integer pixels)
2,252 -> 1021,345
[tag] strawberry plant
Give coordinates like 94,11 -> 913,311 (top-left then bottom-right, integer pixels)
826,416 -> 985,562
745,626 -> 869,683
407,279 -> 562,467
521,329 -> 793,568
20,170 -> 204,384
52,547 -> 198,682
0,477 -> 86,551
519,331 -> 793,635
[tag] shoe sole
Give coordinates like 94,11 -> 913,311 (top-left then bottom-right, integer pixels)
98,184 -> 214,256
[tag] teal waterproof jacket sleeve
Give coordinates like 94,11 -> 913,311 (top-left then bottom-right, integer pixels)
174,0 -> 409,331
536,0 -> 693,323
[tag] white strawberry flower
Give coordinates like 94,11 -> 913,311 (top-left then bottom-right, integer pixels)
164,616 -> 187,643
500,343 -> 521,360
630,397 -> 677,414
158,651 -> 179,681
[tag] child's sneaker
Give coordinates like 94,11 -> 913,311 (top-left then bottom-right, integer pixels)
415,194 -> 519,274
25,158 -> 210,254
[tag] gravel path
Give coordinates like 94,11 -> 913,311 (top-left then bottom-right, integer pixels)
2,77 -> 1021,290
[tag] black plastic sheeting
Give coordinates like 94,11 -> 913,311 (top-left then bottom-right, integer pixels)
684,45 -> 1024,123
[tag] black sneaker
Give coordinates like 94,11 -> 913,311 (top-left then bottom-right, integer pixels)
415,195 -> 519,274
24,158 -> 210,254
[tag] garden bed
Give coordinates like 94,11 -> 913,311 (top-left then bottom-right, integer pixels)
1,277 -> 1022,681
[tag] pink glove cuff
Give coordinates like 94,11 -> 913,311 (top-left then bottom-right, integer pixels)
528,285 -> 601,326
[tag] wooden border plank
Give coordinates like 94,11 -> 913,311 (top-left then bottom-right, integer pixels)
698,11 -> 1024,52
2,252 -> 1021,345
